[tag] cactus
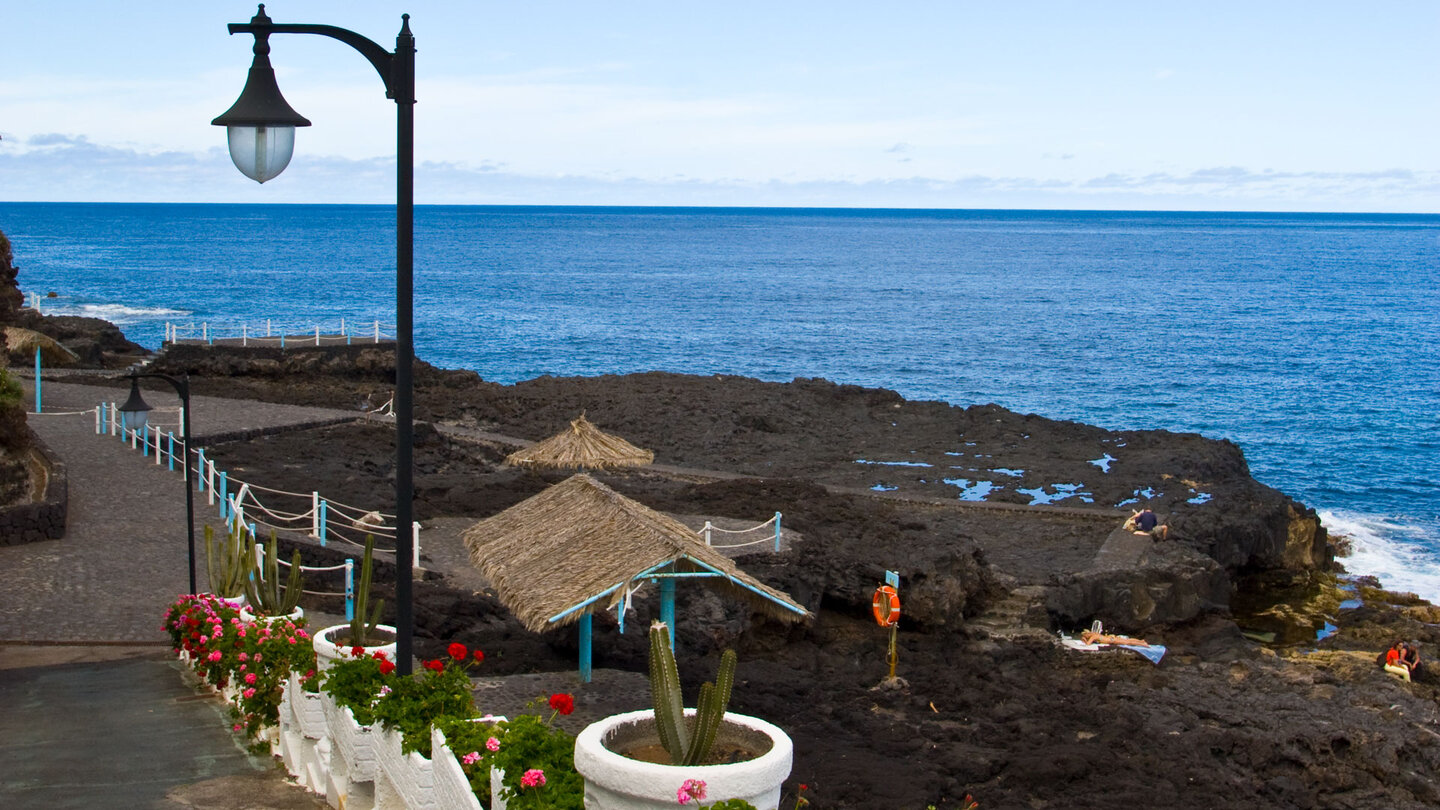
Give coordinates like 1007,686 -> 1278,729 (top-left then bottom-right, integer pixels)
244,529 -> 304,616
349,534 -> 386,646
203,523 -> 248,599
648,621 -> 737,766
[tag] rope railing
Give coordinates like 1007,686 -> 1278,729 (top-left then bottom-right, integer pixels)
96,398 -> 421,578
165,318 -> 396,347
697,512 -> 784,552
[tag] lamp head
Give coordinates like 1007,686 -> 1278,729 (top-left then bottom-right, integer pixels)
212,4 -> 311,183
118,377 -> 153,434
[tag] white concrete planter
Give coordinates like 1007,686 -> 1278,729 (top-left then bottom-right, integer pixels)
314,623 -> 398,671
375,726 -> 441,810
430,727 -> 486,810
287,670 -> 328,740
323,690 -> 380,783
574,710 -> 793,810
239,604 -> 305,625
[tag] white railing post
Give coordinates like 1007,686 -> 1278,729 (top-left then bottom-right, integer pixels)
413,521 -> 422,574
704,521 -> 713,546
96,404 -> 103,435
202,322 -> 209,343
315,325 -> 321,346
374,320 -> 380,343
242,324 -> 248,346
311,491 -> 321,539
266,318 -> 272,337
109,402 -> 117,436
154,426 -> 161,464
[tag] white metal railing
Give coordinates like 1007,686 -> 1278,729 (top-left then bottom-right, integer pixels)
97,399 -> 421,569
165,318 -> 396,347
697,512 -> 784,552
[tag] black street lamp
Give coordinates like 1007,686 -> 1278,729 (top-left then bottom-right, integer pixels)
119,373 -> 198,596
214,4 -> 417,674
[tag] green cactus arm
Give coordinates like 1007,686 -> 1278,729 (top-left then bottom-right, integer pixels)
649,622 -> 689,763
713,648 -> 736,719
350,535 -> 376,644
280,549 -> 305,614
683,681 -> 719,765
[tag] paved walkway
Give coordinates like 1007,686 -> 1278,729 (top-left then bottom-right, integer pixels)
1,378 -> 341,809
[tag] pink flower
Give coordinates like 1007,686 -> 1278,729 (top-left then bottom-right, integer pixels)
520,769 -> 546,789
244,672 -> 257,685
677,778 -> 707,805
287,637 -> 297,645
242,687 -> 256,699
253,654 -> 262,662
207,650 -> 222,662
238,652 -> 249,661
462,751 -> 481,766
485,737 -> 500,752
237,628 -> 246,637
233,723 -> 243,732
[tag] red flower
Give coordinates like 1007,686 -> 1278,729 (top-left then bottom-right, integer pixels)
473,649 -> 485,663
372,650 -> 389,661
350,646 -> 366,658
378,660 -> 396,675
448,642 -> 468,660
548,693 -> 575,715
423,659 -> 445,672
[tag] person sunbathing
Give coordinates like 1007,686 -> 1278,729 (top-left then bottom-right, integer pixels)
1384,641 -> 1411,682
1081,630 -> 1151,647
1123,508 -> 1169,541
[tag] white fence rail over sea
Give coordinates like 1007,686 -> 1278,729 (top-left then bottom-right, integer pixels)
166,318 -> 396,347
88,399 -> 420,617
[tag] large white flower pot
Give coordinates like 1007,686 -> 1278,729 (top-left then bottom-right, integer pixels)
574,710 -> 793,810
430,727 -> 485,810
374,727 -> 437,810
313,623 -> 398,670
239,604 -> 305,625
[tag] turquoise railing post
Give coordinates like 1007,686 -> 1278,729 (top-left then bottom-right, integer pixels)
578,612 -> 593,683
168,432 -> 175,471
34,346 -> 41,413
344,559 -> 355,621
98,402 -> 106,434
318,499 -> 328,547
142,426 -> 149,458
280,335 -> 285,349
218,472 -> 228,520
660,577 -> 677,650
197,449 -> 207,493
774,512 -> 782,551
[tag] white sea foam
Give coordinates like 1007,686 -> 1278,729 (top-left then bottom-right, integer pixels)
44,302 -> 188,323
1322,509 -> 1440,604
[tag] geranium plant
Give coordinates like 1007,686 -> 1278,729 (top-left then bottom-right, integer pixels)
370,641 -> 485,756
318,645 -> 398,726
439,691 -> 583,810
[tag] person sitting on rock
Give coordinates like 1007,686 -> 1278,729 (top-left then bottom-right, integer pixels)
1384,641 -> 1411,682
1401,642 -> 1423,681
1124,508 -> 1169,541
1081,630 -> 1151,647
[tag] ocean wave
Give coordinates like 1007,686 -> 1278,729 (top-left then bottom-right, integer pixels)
1321,509 -> 1440,604
43,303 -> 189,322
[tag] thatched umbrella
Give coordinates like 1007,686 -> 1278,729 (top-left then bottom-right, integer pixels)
463,474 -> 808,679
4,327 -> 78,366
504,412 -> 654,470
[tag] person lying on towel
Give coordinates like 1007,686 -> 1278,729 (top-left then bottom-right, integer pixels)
1081,630 -> 1151,647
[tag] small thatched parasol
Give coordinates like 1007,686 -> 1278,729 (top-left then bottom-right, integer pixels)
462,473 -> 808,633
5,327 -> 78,366
504,412 -> 655,470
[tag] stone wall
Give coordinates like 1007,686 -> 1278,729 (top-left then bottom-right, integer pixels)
0,432 -> 67,545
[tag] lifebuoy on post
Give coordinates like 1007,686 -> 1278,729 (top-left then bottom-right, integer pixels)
872,584 -> 901,627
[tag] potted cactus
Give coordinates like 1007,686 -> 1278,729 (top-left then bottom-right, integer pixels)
573,622 -> 793,809
313,534 -> 397,668
239,530 -> 305,623
203,524 -> 248,606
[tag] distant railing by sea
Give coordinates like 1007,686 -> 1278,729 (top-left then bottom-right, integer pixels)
165,318 -> 396,348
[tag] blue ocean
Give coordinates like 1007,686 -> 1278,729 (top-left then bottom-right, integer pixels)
3,203 -> 1438,598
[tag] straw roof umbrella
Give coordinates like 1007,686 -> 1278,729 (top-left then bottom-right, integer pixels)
504,412 -> 654,471
4,327 -> 78,366
462,473 -> 808,634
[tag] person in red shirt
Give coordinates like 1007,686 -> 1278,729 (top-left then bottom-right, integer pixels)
1384,641 -> 1411,682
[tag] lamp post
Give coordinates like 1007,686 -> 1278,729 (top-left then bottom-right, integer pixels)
119,374 -> 198,596
214,4 -> 417,674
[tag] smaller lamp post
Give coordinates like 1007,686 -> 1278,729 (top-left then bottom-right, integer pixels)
119,373 -> 198,595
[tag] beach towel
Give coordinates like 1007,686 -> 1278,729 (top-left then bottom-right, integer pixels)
1060,634 -> 1166,665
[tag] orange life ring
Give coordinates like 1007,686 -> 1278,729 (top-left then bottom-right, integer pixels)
872,584 -> 901,627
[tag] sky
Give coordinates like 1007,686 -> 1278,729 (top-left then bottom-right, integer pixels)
1,2 -> 1437,211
